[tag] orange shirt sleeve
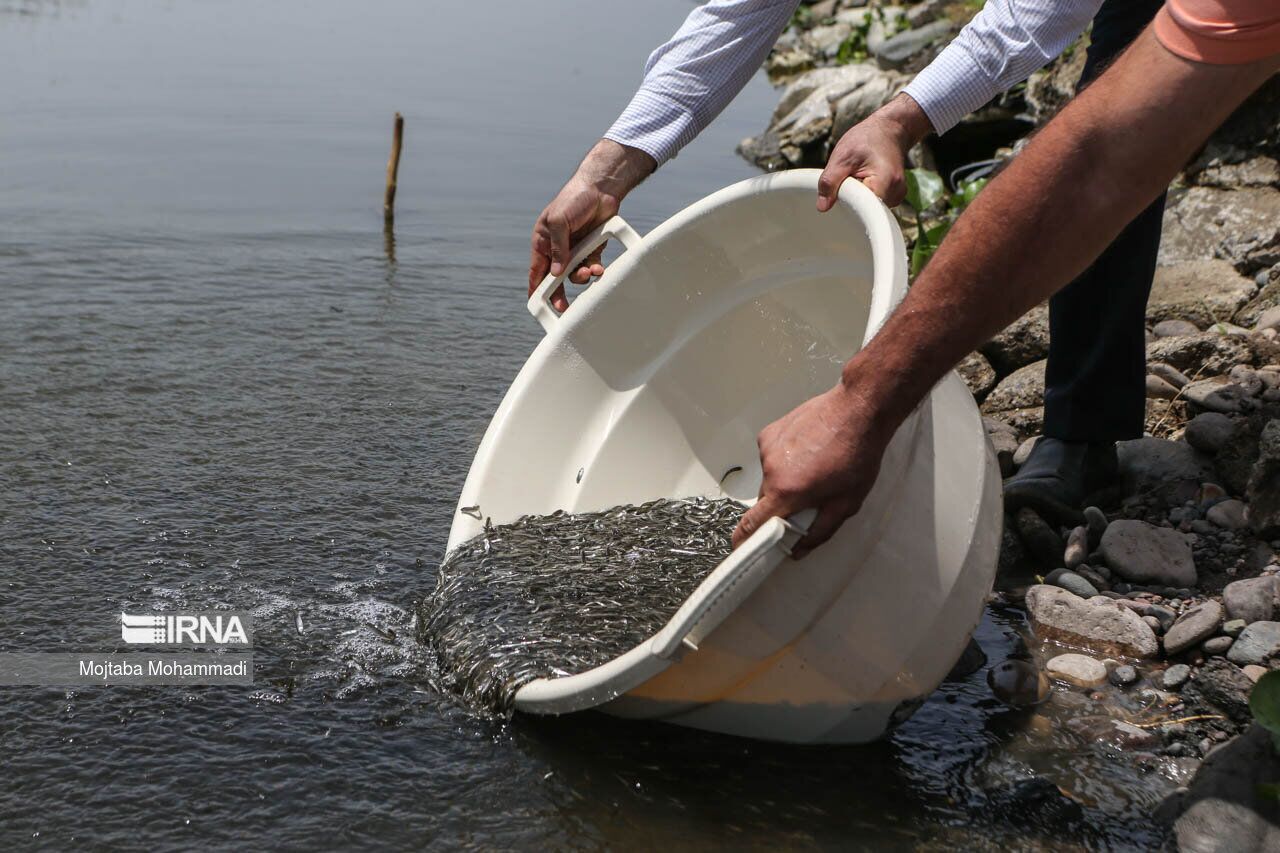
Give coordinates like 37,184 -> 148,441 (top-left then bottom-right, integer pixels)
1154,0 -> 1280,64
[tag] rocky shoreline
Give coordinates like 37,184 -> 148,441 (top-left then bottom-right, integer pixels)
744,1 -> 1279,846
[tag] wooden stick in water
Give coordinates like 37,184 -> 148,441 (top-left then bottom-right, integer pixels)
384,112 -> 404,224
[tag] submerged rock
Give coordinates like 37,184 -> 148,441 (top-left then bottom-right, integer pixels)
1046,653 -> 1107,687
986,658 -> 1048,707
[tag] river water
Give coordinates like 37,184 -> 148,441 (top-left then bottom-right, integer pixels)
1,1 -> 1180,849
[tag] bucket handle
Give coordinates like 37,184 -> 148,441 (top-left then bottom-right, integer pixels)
527,215 -> 642,333
650,508 -> 817,660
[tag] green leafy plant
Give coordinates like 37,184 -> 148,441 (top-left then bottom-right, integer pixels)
1250,670 -> 1280,801
902,169 -> 988,276
834,8 -> 907,65
1251,670 -> 1280,743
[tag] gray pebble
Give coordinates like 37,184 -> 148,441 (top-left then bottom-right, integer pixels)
1202,636 -> 1234,656
1109,664 -> 1139,687
1223,618 -> 1247,637
1046,568 -> 1098,598
1162,663 -> 1191,690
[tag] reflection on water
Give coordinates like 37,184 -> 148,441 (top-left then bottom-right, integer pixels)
0,0 -> 1175,848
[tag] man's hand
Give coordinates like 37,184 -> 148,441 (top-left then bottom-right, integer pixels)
732,380 -> 899,560
816,93 -> 934,211
529,140 -> 655,311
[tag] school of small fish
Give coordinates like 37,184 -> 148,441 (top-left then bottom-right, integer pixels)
419,497 -> 745,713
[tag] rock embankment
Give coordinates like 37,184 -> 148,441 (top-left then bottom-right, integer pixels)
750,4 -> 1279,846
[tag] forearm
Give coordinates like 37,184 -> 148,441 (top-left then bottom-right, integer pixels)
573,139 -> 656,200
844,30 -> 1279,431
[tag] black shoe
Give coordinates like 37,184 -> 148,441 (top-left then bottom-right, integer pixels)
1004,437 -> 1118,525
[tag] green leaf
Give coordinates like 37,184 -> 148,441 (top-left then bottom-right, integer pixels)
1250,671 -> 1280,736
909,221 -> 952,276
950,177 -> 988,211
1258,782 -> 1280,803
904,169 -> 945,213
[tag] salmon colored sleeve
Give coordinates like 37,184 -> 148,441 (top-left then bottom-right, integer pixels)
1154,0 -> 1280,64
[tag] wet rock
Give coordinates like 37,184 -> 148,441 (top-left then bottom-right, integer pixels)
960,352 -> 998,401
1226,620 -> 1280,666
1084,506 -> 1108,547
986,658 -> 1049,707
1046,653 -> 1106,687
1247,419 -> 1280,536
1183,377 -> 1249,414
1146,374 -> 1180,400
982,359 -> 1046,414
1025,585 -> 1159,658
1116,438 -> 1216,505
985,776 -> 1084,830
1164,600 -> 1225,656
1223,575 -> 1279,623
1146,260 -> 1258,330
1203,635 -> 1234,656
1146,332 -> 1254,375
1014,507 -> 1063,566
1163,663 -> 1192,690
1045,568 -> 1098,599
1153,318 -> 1200,337
1064,715 -> 1159,749
1099,519 -> 1198,588
1157,725 -> 1280,853
1185,412 -> 1236,454
1110,664 -> 1139,687
1182,658 -> 1255,725
1063,526 -> 1088,569
1207,498 -> 1249,530
981,304 -> 1049,376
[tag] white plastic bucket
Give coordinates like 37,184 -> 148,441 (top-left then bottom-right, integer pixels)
446,170 -> 1002,743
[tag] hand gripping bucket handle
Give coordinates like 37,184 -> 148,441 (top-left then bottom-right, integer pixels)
527,216 -> 642,333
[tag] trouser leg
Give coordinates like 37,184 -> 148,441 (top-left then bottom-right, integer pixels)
1041,0 -> 1167,442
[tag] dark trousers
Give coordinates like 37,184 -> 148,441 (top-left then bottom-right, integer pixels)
1042,0 -> 1167,442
